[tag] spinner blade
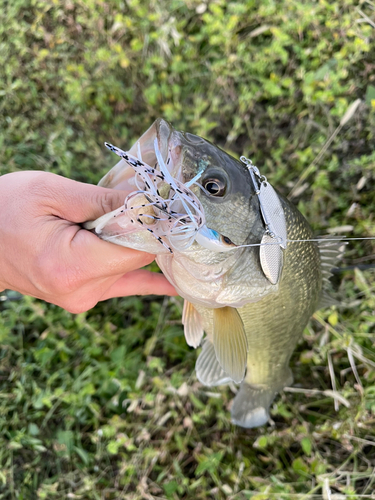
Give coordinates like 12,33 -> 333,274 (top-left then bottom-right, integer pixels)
258,182 -> 287,249
259,233 -> 283,285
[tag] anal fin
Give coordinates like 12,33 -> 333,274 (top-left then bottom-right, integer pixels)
196,338 -> 232,386
213,307 -> 247,384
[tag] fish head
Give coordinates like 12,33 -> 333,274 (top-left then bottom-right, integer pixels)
89,119 -> 275,306
99,119 -> 263,248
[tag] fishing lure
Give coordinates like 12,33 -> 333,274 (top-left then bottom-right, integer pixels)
240,155 -> 286,285
99,142 -> 374,277
103,140 -> 236,254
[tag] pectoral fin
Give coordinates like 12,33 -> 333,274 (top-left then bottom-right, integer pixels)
213,307 -> 247,384
182,300 -> 204,348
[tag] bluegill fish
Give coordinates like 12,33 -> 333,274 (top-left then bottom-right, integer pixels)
86,119 -> 344,428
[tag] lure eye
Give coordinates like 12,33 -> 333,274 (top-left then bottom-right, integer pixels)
202,178 -> 226,197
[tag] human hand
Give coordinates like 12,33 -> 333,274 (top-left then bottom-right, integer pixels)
0,171 -> 176,313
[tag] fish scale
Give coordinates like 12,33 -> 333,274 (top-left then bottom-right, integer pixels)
192,197 -> 322,426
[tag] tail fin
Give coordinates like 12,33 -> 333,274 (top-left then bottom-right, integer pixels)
231,369 -> 293,428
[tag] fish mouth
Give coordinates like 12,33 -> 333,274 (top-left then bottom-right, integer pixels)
128,118 -> 205,185
128,119 -> 171,168
98,118 -> 180,192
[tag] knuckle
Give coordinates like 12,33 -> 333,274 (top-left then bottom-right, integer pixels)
36,255 -> 86,295
98,191 -> 122,214
57,268 -> 85,295
28,173 -> 57,204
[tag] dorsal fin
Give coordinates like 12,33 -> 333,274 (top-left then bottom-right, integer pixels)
317,236 -> 346,310
213,307 -> 247,384
317,236 -> 346,282
182,300 -> 204,348
318,290 -> 340,309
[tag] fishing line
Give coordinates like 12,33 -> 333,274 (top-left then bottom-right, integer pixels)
102,140 -> 374,257
288,237 -> 375,242
236,237 -> 375,249
332,264 -> 375,273
95,231 -> 375,252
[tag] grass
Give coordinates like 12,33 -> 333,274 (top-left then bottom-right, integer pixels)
0,0 -> 375,498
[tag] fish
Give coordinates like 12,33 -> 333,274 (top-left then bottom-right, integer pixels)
85,118 -> 344,428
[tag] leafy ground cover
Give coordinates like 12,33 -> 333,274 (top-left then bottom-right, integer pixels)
0,0 -> 374,498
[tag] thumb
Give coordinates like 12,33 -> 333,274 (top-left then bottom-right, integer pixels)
33,172 -> 129,223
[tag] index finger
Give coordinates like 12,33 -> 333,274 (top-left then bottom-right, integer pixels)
99,269 -> 177,300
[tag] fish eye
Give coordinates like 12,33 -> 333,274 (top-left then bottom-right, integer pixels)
202,178 -> 226,197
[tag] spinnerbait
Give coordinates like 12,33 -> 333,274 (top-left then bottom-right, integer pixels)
240,155 -> 287,285
104,141 -> 236,253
